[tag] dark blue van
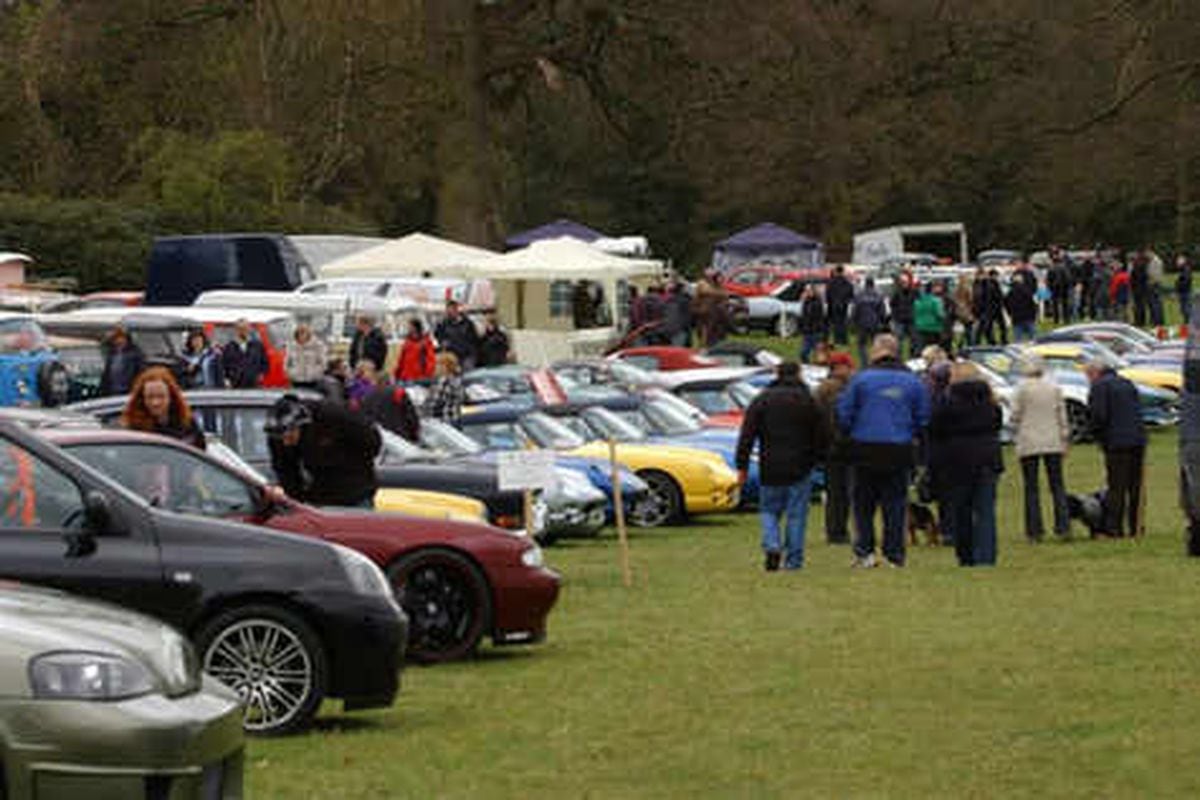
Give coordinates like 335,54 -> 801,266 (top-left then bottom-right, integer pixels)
144,234 -> 316,306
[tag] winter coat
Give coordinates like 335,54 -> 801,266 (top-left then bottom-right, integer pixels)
836,359 -> 930,468
826,275 -> 855,316
1087,369 -> 1146,450
1011,377 -> 1069,458
478,326 -> 511,367
285,338 -> 328,385
929,379 -> 1003,476
1004,284 -> 1038,325
890,285 -> 917,324
100,343 -> 145,397
221,337 -> 268,388
850,288 -> 887,335
268,400 -> 382,506
349,327 -> 389,372
735,376 -> 827,485
394,334 -> 437,382
913,293 -> 945,334
183,347 -> 224,389
799,296 -> 826,335
435,316 -> 480,367
360,384 -> 421,442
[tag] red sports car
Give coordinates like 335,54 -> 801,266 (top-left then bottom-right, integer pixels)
609,346 -> 724,372
42,428 -> 560,664
720,265 -> 830,297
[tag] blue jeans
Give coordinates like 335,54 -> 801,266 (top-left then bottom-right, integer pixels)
758,475 -> 814,569
800,334 -> 822,363
948,472 -> 998,566
851,466 -> 909,565
1013,320 -> 1036,342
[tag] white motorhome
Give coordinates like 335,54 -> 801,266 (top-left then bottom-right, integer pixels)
852,223 -> 969,266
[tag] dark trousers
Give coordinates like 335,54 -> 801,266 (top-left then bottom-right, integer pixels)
948,472 -> 998,566
851,465 -> 909,564
824,461 -> 852,543
1052,292 -> 1070,323
1020,454 -> 1069,540
1133,289 -> 1148,327
855,332 -> 874,367
1149,286 -> 1164,326
1103,446 -> 1145,537
830,314 -> 849,345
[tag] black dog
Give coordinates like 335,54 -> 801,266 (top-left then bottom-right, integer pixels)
1067,490 -> 1107,536
907,501 -> 940,546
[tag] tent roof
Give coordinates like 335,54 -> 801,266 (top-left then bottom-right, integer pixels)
715,223 -> 821,254
475,237 -> 662,281
319,233 -> 498,278
505,219 -> 606,249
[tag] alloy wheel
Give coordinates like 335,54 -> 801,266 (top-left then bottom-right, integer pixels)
203,618 -> 314,733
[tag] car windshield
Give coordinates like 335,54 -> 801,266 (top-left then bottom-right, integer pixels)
206,440 -> 271,484
643,398 -> 703,434
608,361 -> 656,385
520,412 -> 586,449
421,418 -> 484,456
377,427 -> 432,463
1078,342 -> 1126,369
678,387 -> 738,414
728,382 -> 761,408
647,390 -> 709,424
583,407 -> 648,442
0,318 -> 49,354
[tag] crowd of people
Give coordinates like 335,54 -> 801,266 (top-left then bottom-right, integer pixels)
788,247 -> 1193,365
736,333 -> 1147,572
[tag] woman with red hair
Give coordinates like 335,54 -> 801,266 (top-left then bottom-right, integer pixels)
120,366 -> 206,450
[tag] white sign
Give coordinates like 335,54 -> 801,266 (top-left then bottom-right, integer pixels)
497,450 -> 559,492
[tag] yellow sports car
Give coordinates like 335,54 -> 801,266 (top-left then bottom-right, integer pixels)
374,488 -> 490,524
459,407 -> 740,526
1027,342 -> 1181,393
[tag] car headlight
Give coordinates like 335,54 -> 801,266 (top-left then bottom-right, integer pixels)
29,652 -> 156,700
332,544 -> 393,598
520,543 -> 545,568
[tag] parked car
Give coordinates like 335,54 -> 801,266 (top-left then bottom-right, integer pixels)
1025,341 -> 1182,393
0,314 -> 69,408
459,406 -> 741,525
703,341 -> 784,368
44,427 -> 558,665
735,278 -> 828,337
39,290 -> 144,314
145,233 -> 317,306
609,346 -> 725,372
0,419 -> 406,734
0,583 -> 245,798
69,390 -> 537,533
668,377 -> 761,428
551,357 -> 668,393
720,264 -> 829,298
1037,322 -> 1184,362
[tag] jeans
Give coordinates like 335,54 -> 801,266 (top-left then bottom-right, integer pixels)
1103,446 -> 1145,537
1013,320 -> 1036,343
758,474 -> 814,569
948,471 -> 998,566
830,316 -> 848,345
851,465 -> 909,565
1020,454 -> 1068,539
892,322 -> 912,359
1149,286 -> 1164,327
800,334 -> 823,363
856,332 -> 874,367
824,461 -> 852,543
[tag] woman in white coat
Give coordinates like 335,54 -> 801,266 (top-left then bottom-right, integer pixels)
1011,355 -> 1071,540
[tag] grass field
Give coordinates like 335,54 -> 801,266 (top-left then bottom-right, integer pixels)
246,422 -> 1200,799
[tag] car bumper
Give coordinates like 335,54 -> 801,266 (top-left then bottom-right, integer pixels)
1,676 -> 244,799
546,499 -> 606,536
489,566 -> 560,646
306,593 -> 407,711
684,481 -> 741,514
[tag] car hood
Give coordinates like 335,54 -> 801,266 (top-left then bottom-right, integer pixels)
0,583 -> 196,699
306,506 -> 529,556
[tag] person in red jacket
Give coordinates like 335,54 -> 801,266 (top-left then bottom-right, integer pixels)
1109,267 -> 1132,321
394,318 -> 436,382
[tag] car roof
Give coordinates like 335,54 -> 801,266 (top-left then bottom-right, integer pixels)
0,407 -> 101,429
53,306 -> 290,324
38,427 -> 189,448
68,388 -> 323,417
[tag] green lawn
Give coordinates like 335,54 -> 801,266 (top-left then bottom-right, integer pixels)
246,427 -> 1200,799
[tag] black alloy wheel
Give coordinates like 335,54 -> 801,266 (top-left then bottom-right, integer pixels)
388,549 -> 491,664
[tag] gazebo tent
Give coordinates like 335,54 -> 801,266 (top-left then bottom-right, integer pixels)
505,219 -> 606,250
319,232 -> 499,278
712,223 -> 823,272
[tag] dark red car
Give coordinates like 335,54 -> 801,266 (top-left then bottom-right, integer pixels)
720,265 -> 830,297
41,428 -> 560,664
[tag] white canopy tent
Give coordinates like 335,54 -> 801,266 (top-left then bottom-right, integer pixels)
319,232 -> 500,278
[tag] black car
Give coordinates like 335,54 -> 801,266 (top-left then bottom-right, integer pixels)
69,390 -> 531,530
0,419 -> 406,735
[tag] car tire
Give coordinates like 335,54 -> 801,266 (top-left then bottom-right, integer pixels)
387,549 -> 492,664
195,604 -> 327,736
635,469 -> 685,525
1066,399 -> 1091,443
37,361 -> 70,408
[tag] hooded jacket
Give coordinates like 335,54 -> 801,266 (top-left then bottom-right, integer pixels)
735,376 -> 827,485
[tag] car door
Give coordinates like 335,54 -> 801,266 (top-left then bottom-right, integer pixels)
0,436 -> 170,616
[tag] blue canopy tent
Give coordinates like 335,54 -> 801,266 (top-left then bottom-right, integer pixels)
506,219 -> 606,250
712,223 -> 823,272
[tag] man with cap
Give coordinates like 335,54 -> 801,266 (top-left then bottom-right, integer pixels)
265,394 -> 382,508
837,333 -> 931,567
735,360 -> 827,571
815,351 -> 856,544
435,300 -> 481,371
1086,356 -> 1146,537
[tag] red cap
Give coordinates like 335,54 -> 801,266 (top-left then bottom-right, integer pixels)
827,352 -> 854,368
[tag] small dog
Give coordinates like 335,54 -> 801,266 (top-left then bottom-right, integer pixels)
907,501 -> 941,546
1067,490 -> 1107,537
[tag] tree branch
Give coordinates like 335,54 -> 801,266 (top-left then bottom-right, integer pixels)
1042,60 -> 1200,135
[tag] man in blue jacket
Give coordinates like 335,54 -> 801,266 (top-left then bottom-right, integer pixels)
1086,358 -> 1146,537
837,334 -> 931,567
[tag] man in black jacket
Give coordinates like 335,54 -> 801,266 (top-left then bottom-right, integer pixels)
265,394 -> 382,508
435,300 -> 481,371
890,271 -> 917,359
735,361 -> 827,571
1086,359 -> 1147,537
1005,278 -> 1038,342
826,266 -> 855,345
798,285 -> 827,363
221,319 -> 268,388
349,316 -> 389,372
850,278 -> 887,366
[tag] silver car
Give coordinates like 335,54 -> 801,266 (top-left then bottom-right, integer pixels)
0,584 -> 243,799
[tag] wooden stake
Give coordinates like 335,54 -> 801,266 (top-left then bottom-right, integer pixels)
610,437 -> 631,587
523,489 -> 534,541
